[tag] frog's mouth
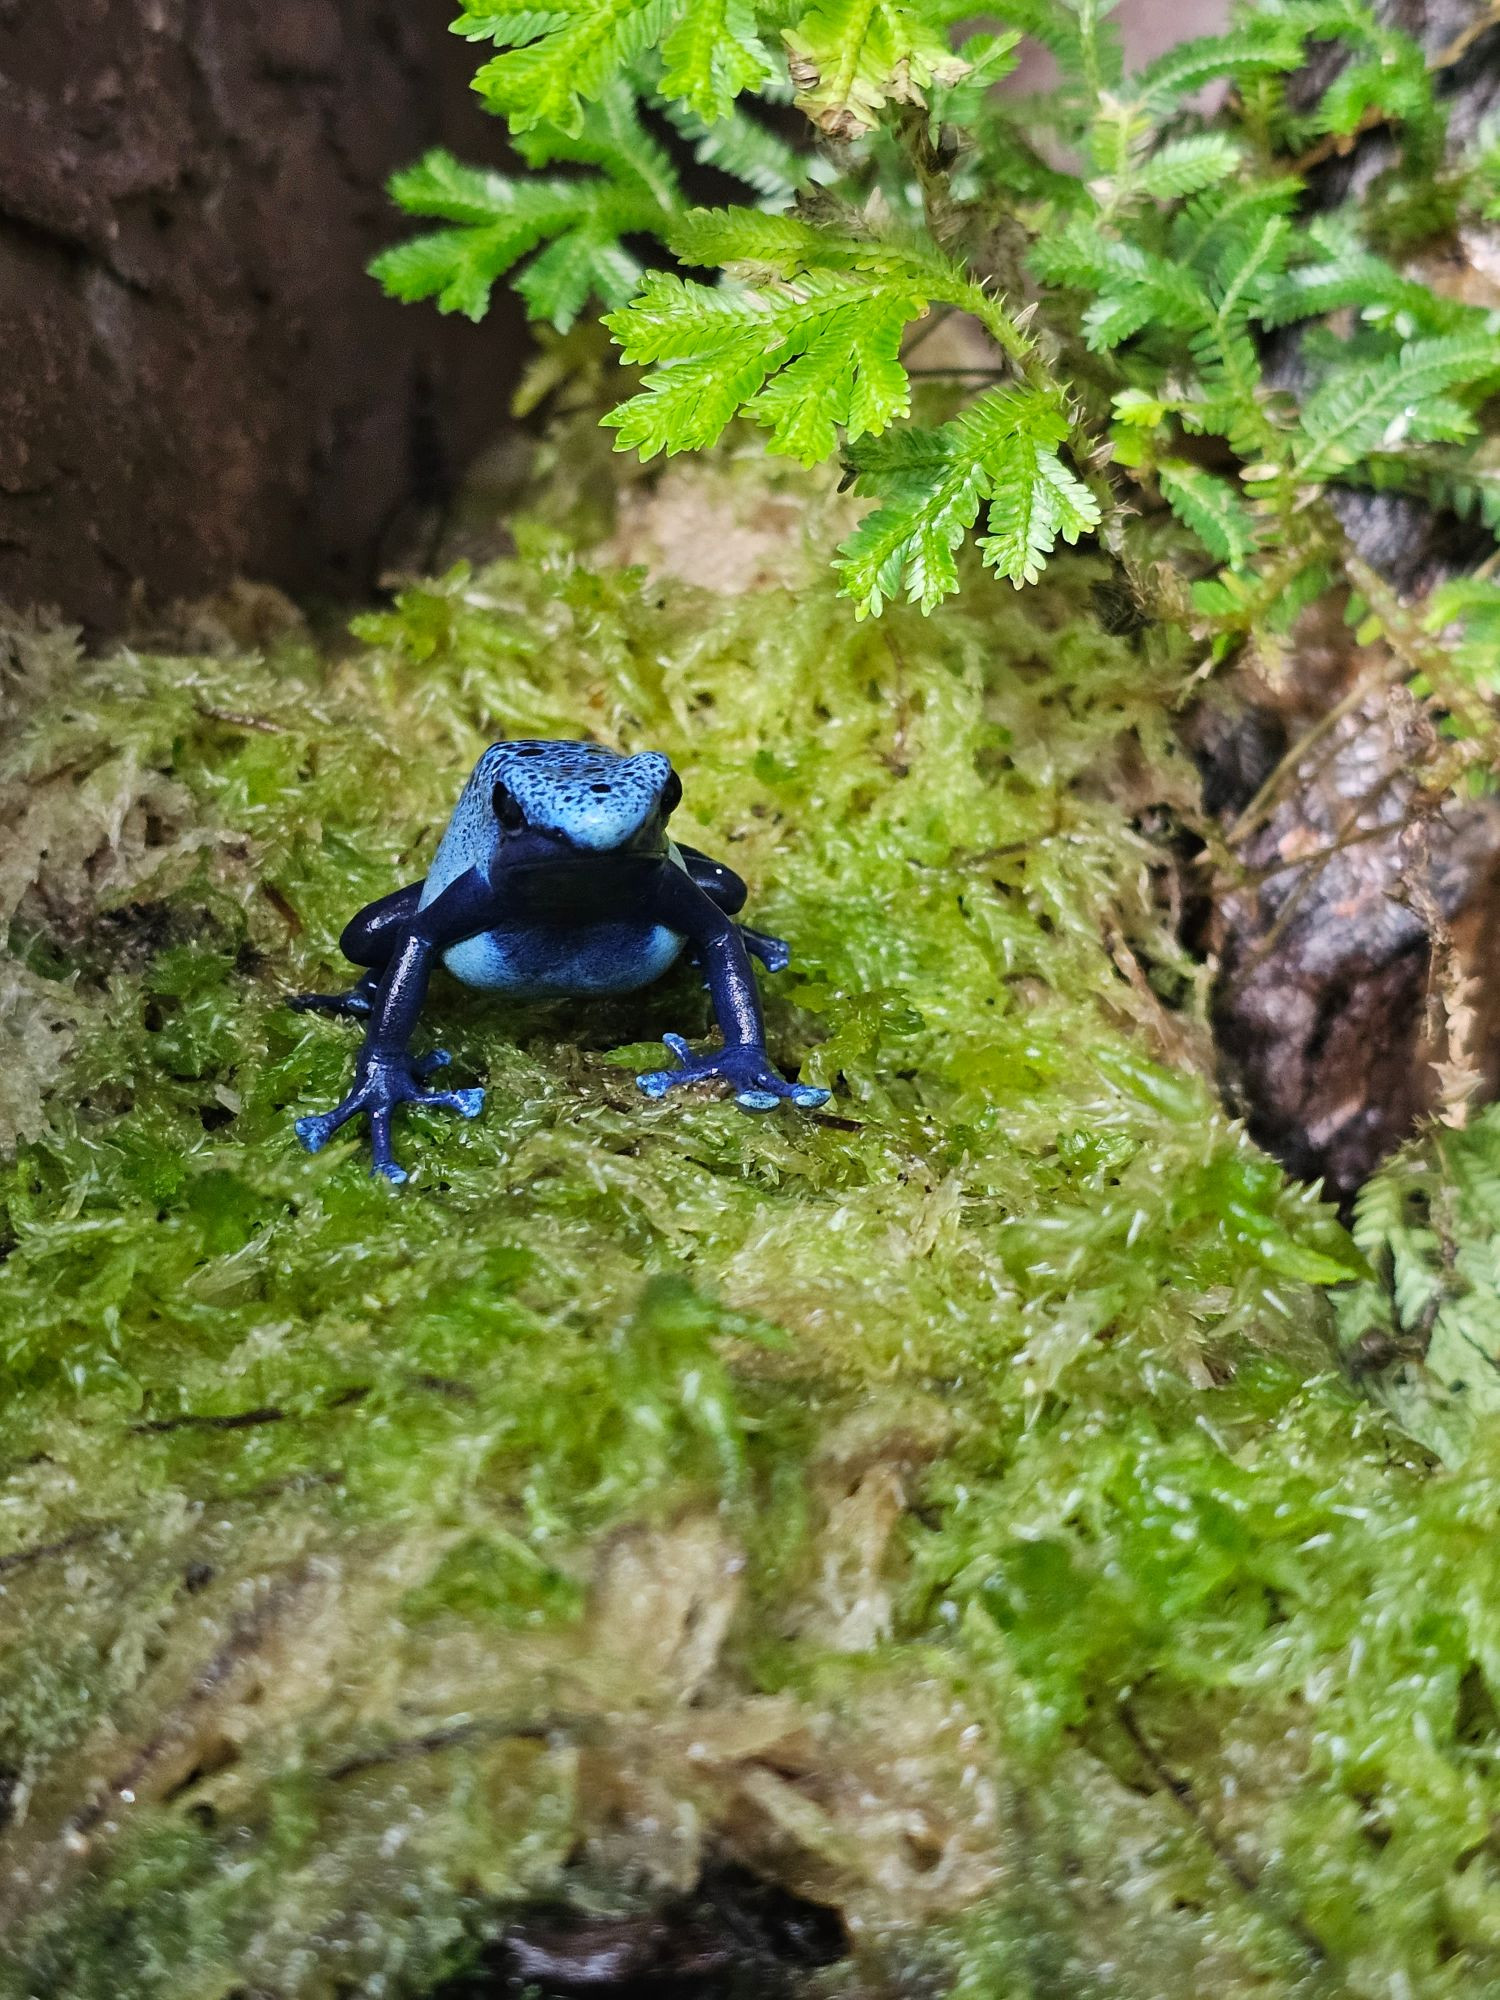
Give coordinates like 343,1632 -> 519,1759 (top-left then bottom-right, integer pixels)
504,828 -> 672,920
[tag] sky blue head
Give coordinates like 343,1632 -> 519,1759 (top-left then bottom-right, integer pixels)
484,740 -> 680,854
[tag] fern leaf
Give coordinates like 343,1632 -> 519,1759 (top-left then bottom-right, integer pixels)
783,0 -> 967,138
662,102 -> 814,201
668,205 -> 836,272
1156,461 -> 1257,568
603,267 -> 925,462
514,229 -> 643,325
465,0 -> 676,134
1297,336 -> 1500,478
980,430 -> 1100,585
836,388 -> 1098,615
1132,22 -> 1306,111
1134,133 -> 1242,201
659,0 -> 776,122
371,145 -> 669,328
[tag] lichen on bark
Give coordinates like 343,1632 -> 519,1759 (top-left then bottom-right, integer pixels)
4,471 -> 1496,1998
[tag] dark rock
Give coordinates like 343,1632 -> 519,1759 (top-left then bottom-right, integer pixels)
0,0 -> 525,634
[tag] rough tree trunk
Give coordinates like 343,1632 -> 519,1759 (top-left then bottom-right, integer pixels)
0,0 -> 524,634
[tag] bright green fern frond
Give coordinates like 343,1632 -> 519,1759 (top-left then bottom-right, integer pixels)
462,0 -> 677,133
1263,247 -> 1468,337
662,101 -> 815,202
979,426 -> 1101,585
1134,133 -> 1243,201
667,204 -> 843,272
835,387 -> 1098,615
659,0 -> 776,122
1131,21 -> 1306,113
370,149 -> 667,325
602,267 -> 926,461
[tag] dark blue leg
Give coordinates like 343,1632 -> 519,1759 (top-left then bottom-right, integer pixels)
677,847 -> 792,974
636,869 -> 827,1114
288,882 -> 423,1019
294,867 -> 501,1182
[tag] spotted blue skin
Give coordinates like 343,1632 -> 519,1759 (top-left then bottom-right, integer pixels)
421,743 -> 685,996
290,739 -> 829,1182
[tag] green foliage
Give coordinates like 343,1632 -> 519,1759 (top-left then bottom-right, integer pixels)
837,385 -> 1100,613
1336,1110 -> 1500,1466
12,503 -> 1500,1995
375,0 -> 1500,670
371,81 -> 810,330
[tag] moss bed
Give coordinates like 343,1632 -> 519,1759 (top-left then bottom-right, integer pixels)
2,474 -> 1499,1998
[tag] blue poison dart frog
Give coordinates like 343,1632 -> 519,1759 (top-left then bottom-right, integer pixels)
290,740 -> 830,1182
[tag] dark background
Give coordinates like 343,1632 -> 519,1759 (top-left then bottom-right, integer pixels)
0,0 -> 523,634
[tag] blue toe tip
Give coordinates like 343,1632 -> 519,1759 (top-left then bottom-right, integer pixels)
637,1071 -> 671,1099
455,1088 -> 485,1118
736,1089 -> 781,1112
295,1116 -> 330,1153
792,1085 -> 831,1108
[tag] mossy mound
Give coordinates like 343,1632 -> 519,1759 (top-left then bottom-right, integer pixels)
1,512 -> 1497,1998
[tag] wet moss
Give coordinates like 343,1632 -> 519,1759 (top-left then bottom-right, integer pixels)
0,511 -> 1489,1997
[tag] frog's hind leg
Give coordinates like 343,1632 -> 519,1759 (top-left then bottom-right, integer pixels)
676,847 -> 791,973
289,881 -> 424,1019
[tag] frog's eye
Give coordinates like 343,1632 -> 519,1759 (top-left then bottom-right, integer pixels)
492,782 -> 527,832
660,771 -> 683,818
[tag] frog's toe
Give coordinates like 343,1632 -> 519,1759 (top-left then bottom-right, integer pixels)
424,1086 -> 486,1119
367,1106 -> 408,1183
295,1103 -> 356,1153
289,990 -> 374,1020
735,1087 -> 781,1112
740,926 -> 792,973
788,1081 -> 830,1109
414,1048 -> 452,1077
636,1067 -> 677,1100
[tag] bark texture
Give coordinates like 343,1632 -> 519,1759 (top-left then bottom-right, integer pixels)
1204,0 -> 1500,1204
0,0 -> 523,633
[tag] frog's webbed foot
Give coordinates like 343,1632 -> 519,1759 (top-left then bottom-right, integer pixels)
636,1035 -> 828,1114
738,925 -> 791,974
295,1049 -> 484,1183
288,974 -> 379,1021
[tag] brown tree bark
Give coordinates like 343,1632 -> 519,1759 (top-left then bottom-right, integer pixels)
0,0 -> 523,634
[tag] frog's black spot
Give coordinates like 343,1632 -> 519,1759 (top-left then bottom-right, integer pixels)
519,744 -> 546,756
590,782 -> 613,795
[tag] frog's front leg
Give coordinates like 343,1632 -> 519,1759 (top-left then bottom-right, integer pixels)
635,869 -> 827,1114
294,869 -> 496,1183
675,845 -> 791,973
289,882 -> 424,1019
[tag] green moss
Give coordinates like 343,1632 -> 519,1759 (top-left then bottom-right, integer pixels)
0,511 -> 1492,1998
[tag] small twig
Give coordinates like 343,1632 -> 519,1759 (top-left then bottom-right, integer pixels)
326,1715 -> 557,1782
195,703 -> 288,736
1221,658 -> 1405,850
1118,1700 -> 1326,1966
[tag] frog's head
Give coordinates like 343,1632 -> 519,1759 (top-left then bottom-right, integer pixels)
485,740 -> 682,862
